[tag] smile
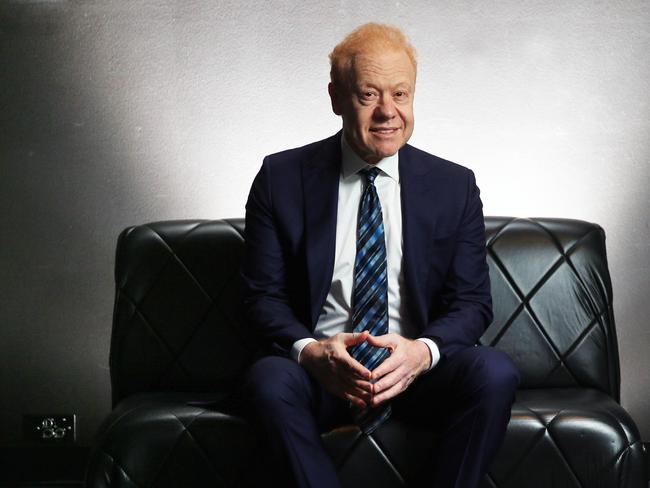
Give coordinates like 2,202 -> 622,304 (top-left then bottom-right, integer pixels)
370,128 -> 399,135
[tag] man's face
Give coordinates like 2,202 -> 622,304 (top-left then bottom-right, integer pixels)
330,48 -> 415,164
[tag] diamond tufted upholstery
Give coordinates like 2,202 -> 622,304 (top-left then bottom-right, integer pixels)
85,217 -> 646,487
482,218 -> 619,395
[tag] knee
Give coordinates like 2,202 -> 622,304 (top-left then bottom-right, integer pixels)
468,348 -> 520,403
244,356 -> 311,414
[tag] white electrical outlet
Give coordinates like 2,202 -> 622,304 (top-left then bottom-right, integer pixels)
23,414 -> 76,443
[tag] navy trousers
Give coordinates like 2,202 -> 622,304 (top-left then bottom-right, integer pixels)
244,345 -> 520,488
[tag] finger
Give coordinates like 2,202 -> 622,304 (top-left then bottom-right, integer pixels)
371,367 -> 403,396
339,374 -> 372,395
342,375 -> 373,393
343,391 -> 367,410
371,381 -> 405,407
338,350 -> 371,380
344,384 -> 372,402
341,330 -> 369,346
365,333 -> 395,350
370,354 -> 400,381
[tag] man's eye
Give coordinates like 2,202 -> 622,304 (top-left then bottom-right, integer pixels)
362,91 -> 376,99
395,91 -> 406,98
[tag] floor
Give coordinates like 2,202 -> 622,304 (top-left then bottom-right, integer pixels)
0,446 -> 88,488
0,444 -> 648,487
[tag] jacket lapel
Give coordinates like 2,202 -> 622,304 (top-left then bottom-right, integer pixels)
302,133 -> 341,328
399,144 -> 434,329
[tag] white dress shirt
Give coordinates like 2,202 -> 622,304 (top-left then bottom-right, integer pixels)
291,135 -> 440,372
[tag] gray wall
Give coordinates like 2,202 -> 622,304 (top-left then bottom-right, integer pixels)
1,0 -> 648,445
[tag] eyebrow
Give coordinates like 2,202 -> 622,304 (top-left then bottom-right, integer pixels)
356,81 -> 412,91
355,80 -> 411,89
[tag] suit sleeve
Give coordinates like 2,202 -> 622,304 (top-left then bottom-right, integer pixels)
241,159 -> 315,353
420,170 -> 493,359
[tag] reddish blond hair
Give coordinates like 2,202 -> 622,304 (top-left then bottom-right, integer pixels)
329,23 -> 417,89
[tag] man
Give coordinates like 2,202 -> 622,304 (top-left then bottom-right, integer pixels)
242,23 -> 519,488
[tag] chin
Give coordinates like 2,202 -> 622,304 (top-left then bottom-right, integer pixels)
375,144 -> 400,158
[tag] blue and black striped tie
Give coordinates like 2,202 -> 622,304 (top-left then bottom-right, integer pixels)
347,166 -> 392,435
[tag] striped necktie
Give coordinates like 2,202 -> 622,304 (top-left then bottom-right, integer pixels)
347,166 -> 392,435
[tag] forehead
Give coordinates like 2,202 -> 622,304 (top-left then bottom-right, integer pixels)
350,49 -> 416,86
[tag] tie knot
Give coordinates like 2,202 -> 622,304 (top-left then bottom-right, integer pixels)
360,167 -> 381,184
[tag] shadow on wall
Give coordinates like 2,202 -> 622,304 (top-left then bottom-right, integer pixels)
0,2 -> 148,445
609,157 -> 650,436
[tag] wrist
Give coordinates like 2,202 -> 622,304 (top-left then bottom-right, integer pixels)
414,339 -> 432,373
416,337 -> 440,373
293,337 -> 318,364
298,340 -> 320,365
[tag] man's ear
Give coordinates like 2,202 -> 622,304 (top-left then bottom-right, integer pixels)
328,82 -> 342,116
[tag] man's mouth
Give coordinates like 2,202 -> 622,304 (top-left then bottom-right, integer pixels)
370,127 -> 399,135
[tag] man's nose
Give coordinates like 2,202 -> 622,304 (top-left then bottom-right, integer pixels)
374,95 -> 396,120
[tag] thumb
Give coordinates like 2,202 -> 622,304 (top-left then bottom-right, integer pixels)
365,333 -> 393,349
341,330 -> 369,346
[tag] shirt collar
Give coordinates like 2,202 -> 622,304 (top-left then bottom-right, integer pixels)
340,133 -> 400,182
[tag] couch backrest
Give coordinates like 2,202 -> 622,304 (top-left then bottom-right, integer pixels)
110,219 -> 248,405
109,217 -> 620,405
481,217 -> 619,400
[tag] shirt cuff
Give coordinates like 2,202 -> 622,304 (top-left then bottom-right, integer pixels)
416,338 -> 441,372
291,338 -> 318,363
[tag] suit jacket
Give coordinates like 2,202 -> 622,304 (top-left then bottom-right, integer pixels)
241,132 -> 492,360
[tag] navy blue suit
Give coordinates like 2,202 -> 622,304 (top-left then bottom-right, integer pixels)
242,133 -> 519,487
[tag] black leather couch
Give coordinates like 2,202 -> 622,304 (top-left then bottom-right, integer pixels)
86,217 -> 646,487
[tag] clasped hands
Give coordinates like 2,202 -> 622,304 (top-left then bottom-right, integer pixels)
299,331 -> 431,409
